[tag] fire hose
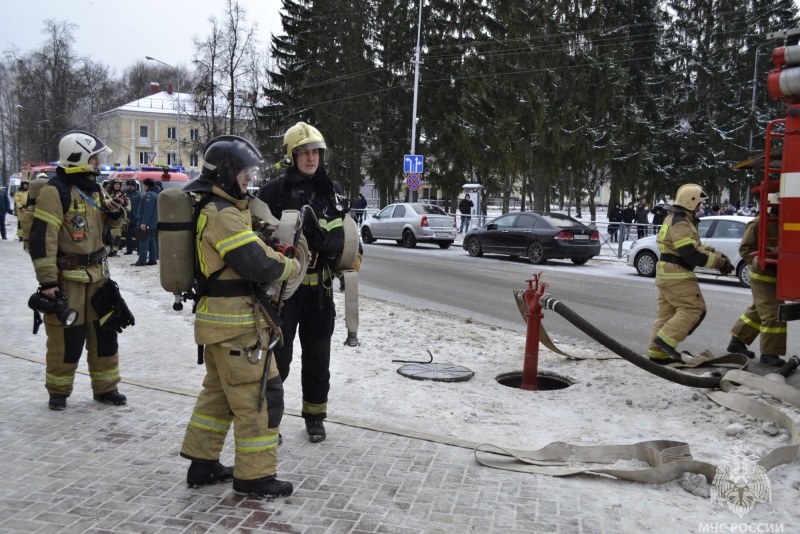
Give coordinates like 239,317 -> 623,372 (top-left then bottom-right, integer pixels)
474,292 -> 800,484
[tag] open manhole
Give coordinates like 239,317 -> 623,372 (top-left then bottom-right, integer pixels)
496,370 -> 573,390
398,363 -> 474,382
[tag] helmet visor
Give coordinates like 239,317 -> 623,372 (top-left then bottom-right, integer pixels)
236,165 -> 261,186
293,141 -> 326,156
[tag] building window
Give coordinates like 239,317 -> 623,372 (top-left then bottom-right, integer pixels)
167,151 -> 178,166
167,127 -> 176,139
190,128 -> 199,141
139,152 -> 149,165
139,125 -> 148,138
190,153 -> 199,167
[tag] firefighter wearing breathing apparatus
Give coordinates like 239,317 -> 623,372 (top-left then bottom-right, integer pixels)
105,178 -> 128,256
257,122 -> 346,444
727,194 -> 787,367
29,131 -> 131,410
647,184 -> 733,364
179,135 -> 301,498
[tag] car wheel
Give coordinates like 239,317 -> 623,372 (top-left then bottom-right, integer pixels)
402,230 -> 417,248
527,242 -> 546,265
438,241 -> 453,249
635,251 -> 657,277
737,262 -> 751,288
361,227 -> 375,244
571,257 -> 591,265
467,236 -> 483,257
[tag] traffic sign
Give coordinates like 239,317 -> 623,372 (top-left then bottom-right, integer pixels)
403,154 -> 424,174
406,173 -> 421,191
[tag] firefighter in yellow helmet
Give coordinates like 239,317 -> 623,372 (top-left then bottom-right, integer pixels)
727,194 -> 786,367
14,178 -> 30,242
179,135 -> 301,498
29,131 -> 130,410
647,184 -> 733,363
257,122 -> 348,444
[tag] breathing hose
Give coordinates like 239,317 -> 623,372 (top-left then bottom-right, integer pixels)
540,296 -> 723,389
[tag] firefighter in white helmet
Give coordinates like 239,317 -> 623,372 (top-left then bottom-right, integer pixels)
179,135 -> 301,498
29,131 -> 130,410
727,193 -> 786,367
647,183 -> 733,364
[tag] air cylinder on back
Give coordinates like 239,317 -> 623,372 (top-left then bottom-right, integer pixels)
158,188 -> 195,299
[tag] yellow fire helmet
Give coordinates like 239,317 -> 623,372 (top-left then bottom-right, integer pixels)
673,183 -> 708,211
281,122 -> 326,168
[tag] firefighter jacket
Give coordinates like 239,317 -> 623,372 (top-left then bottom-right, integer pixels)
258,168 -> 345,283
655,208 -> 727,280
29,170 -> 124,289
740,218 -> 778,284
14,189 -> 29,215
194,186 -> 300,346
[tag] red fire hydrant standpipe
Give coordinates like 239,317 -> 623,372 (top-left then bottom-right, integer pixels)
521,273 -> 548,391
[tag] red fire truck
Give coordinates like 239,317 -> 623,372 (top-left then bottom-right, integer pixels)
736,28 -> 800,322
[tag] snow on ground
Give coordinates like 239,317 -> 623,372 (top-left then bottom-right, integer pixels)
2,211 -> 799,529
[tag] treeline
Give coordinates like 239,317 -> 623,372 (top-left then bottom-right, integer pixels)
258,0 -> 799,216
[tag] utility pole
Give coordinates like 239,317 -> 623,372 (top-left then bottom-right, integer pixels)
146,56 -> 182,167
410,0 -> 423,155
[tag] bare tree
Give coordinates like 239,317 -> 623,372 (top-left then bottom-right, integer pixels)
191,0 -> 260,147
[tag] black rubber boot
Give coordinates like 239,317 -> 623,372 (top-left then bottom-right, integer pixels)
94,390 -> 127,405
727,336 -> 755,359
306,420 -> 326,443
760,354 -> 786,367
652,337 -> 683,362
186,460 -> 233,487
49,394 -> 67,411
233,476 -> 293,497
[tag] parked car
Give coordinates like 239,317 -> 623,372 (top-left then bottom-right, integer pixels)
361,202 -> 456,248
626,215 -> 753,288
463,211 -> 601,264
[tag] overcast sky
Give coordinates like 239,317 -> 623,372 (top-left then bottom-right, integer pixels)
1,0 -> 283,75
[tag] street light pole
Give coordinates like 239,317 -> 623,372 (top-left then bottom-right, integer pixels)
410,0 -> 423,155
145,56 -> 182,167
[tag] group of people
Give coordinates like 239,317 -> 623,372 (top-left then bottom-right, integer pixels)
26,123 -> 351,500
646,184 -> 788,368
607,198 -> 667,242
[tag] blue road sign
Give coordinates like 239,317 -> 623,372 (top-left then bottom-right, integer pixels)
403,154 -> 424,174
406,173 -> 421,191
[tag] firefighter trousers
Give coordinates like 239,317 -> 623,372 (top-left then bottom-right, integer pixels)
648,276 -> 707,358
730,278 -> 787,356
180,332 -> 284,480
275,283 -> 335,421
44,277 -> 121,396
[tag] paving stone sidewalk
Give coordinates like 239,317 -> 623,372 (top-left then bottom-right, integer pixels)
0,354 -> 627,534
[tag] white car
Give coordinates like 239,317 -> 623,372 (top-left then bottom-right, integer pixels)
626,215 -> 753,288
361,202 -> 457,248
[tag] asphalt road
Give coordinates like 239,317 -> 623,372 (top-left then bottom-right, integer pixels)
356,240 -> 800,383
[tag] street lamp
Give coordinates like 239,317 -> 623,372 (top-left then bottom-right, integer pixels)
145,56 -> 182,167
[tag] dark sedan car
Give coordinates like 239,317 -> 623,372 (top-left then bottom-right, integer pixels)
462,211 -> 601,264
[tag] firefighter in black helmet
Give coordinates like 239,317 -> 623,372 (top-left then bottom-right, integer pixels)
179,135 -> 301,498
257,122 -> 347,444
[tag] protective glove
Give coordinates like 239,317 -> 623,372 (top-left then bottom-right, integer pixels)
91,280 -> 136,334
703,244 -> 716,253
718,256 -> 733,277
316,230 -> 344,261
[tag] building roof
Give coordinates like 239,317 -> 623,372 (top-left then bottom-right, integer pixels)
99,91 -> 196,118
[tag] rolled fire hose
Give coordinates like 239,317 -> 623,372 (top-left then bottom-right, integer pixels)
474,295 -> 800,483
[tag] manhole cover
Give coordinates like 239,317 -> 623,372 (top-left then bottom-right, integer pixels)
496,370 -> 573,390
397,363 -> 474,382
